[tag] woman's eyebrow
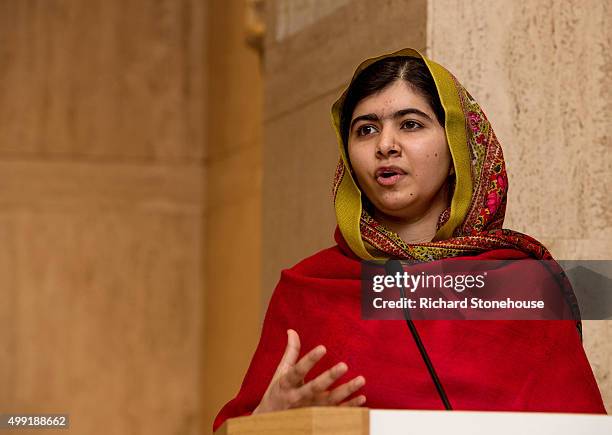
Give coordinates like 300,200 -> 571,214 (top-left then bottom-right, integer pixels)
394,108 -> 433,121
350,113 -> 379,130
350,107 -> 433,130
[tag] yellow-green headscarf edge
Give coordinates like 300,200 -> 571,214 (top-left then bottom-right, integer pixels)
331,48 -> 473,260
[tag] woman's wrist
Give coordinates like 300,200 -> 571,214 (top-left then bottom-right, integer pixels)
252,402 -> 264,414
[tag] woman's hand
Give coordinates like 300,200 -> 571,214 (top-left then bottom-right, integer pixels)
252,329 -> 366,414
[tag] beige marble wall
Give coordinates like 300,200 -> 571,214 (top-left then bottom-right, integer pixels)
427,0 -> 611,412
0,1 -> 205,433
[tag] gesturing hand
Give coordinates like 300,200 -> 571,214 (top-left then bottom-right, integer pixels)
253,329 -> 366,414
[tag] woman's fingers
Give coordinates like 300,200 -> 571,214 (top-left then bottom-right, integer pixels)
279,329 -> 301,368
296,362 -> 365,407
281,344 -> 327,388
272,329 -> 301,380
339,394 -> 367,407
298,362 -> 348,397
327,375 -> 366,405
258,331 -> 367,414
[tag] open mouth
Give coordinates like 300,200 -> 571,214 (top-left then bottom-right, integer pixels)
375,167 -> 406,186
380,171 -> 398,178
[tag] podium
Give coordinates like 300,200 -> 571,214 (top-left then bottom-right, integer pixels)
216,407 -> 612,434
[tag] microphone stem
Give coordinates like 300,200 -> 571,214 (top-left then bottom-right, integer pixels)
386,259 -> 453,410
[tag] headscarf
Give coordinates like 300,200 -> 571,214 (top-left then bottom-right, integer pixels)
331,48 -> 551,262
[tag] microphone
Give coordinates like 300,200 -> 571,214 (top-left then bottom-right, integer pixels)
384,258 -> 453,410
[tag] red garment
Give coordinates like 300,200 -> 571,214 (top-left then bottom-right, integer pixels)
212,230 -> 606,432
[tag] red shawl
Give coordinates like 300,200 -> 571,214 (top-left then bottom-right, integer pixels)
213,229 -> 606,431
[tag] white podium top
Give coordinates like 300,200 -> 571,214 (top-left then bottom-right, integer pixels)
370,409 -> 611,435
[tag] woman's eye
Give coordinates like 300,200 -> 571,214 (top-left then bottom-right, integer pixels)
356,125 -> 378,136
401,120 -> 422,130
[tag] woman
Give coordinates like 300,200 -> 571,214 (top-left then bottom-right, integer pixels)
212,48 -> 606,432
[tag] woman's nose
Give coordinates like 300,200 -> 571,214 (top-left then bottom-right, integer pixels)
376,130 -> 401,158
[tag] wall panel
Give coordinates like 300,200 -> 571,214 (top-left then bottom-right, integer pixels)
0,1 -> 206,434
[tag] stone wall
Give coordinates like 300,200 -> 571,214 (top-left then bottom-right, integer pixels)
0,1 -> 205,433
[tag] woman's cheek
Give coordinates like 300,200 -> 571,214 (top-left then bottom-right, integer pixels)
351,155 -> 371,184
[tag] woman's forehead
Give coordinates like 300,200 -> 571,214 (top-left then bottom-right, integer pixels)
351,80 -> 434,120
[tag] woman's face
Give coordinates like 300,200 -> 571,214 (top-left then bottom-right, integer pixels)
347,80 -> 452,221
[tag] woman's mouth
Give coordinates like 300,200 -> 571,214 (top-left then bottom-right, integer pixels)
375,166 -> 406,186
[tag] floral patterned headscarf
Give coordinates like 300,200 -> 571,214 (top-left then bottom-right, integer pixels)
331,48 -> 551,262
